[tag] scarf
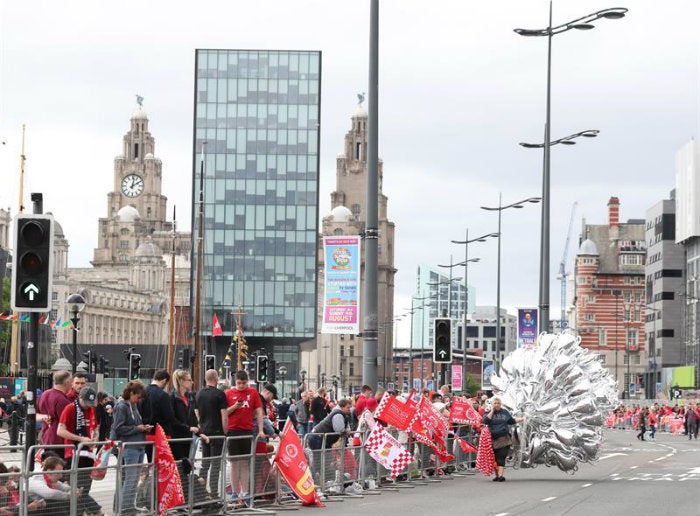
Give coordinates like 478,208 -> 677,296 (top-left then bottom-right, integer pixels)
75,400 -> 88,438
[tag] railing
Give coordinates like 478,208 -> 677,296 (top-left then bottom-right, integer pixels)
0,427 -> 480,516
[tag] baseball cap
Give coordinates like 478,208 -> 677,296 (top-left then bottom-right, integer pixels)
79,387 -> 97,406
263,384 -> 278,399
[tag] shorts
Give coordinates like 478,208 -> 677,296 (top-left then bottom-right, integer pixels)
227,430 -> 253,457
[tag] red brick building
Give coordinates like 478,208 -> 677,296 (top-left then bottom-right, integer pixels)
574,197 -> 646,398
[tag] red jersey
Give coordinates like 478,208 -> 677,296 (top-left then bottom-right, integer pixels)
226,387 -> 262,432
58,402 -> 97,459
356,394 -> 368,416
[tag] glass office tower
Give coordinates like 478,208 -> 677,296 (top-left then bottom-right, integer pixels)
192,49 -> 321,370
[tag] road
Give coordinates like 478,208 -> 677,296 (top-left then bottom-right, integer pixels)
319,428 -> 700,516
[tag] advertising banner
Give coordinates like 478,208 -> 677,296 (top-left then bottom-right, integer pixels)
322,236 -> 361,334
481,360 -> 494,390
517,308 -> 539,348
451,365 -> 463,392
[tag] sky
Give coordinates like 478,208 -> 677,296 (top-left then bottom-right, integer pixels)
1,0 -> 698,345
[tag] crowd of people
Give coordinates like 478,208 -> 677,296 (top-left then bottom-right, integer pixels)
608,402 -> 700,440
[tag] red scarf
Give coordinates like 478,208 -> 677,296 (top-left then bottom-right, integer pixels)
43,474 -> 57,489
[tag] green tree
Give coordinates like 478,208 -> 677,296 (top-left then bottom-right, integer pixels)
0,278 -> 11,365
463,373 -> 481,396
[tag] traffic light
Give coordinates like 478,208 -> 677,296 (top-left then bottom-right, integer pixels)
256,355 -> 268,382
433,318 -> 452,363
268,359 -> 277,383
128,353 -> 141,380
82,350 -> 93,374
205,354 -> 216,371
11,214 -> 54,312
178,348 -> 191,369
97,355 -> 109,375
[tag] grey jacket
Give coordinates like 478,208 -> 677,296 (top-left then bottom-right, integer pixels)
110,397 -> 145,443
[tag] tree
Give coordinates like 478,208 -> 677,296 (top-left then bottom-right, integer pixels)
1,278 -> 11,366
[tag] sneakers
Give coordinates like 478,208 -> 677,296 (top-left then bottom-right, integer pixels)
492,476 -> 500,482
498,476 -> 506,482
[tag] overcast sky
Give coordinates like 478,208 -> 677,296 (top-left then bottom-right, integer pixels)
1,0 -> 698,343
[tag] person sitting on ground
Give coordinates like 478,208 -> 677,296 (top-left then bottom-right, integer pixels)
28,455 -> 101,516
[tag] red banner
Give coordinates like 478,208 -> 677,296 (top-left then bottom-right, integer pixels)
418,397 -> 448,438
155,424 -> 184,516
212,313 -> 223,337
375,392 -> 416,430
455,435 -> 478,454
449,397 -> 481,426
274,420 -> 324,507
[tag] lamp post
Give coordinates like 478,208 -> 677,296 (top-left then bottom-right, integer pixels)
451,230 -> 499,353
515,4 -> 627,333
299,369 -> 307,396
481,195 -> 540,370
279,365 -> 287,398
430,261 -> 463,388
408,295 -> 433,391
66,293 -> 86,374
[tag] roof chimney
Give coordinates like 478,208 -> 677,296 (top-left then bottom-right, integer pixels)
608,197 -> 620,228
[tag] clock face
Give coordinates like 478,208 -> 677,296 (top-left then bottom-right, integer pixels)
121,174 -> 144,198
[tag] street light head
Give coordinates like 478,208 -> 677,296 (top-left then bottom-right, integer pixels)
600,11 -> 626,19
514,28 -> 545,37
528,198 -> 542,203
513,205 -> 524,209
519,142 -> 542,148
66,293 -> 86,314
572,23 -> 595,30
561,140 -> 577,145
582,131 -> 599,138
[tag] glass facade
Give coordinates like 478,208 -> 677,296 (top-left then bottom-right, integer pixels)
192,49 -> 321,340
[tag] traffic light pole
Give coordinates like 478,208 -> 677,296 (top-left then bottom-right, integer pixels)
25,193 -> 43,468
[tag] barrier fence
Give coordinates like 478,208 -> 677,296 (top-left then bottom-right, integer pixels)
0,425 -> 480,516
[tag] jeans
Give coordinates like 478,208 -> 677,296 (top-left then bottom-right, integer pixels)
649,424 -> 656,439
297,423 -> 309,436
121,446 -> 146,511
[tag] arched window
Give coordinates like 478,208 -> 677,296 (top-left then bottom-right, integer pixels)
334,228 -> 343,236
351,204 -> 360,218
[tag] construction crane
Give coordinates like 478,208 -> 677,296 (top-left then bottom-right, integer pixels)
557,202 -> 578,329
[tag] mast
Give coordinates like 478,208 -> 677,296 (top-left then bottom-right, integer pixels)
193,143 -> 206,388
167,205 -> 177,371
10,125 -> 27,374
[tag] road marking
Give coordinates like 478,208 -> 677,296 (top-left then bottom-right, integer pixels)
630,466 -> 638,469
599,453 -> 627,460
581,483 -> 592,488
542,497 -> 556,502
495,513 -> 509,516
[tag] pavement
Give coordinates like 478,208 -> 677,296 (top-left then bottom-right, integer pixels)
1,427 -> 698,516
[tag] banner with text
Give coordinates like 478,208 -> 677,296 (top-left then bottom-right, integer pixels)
451,365 -> 463,392
481,360 -> 494,390
322,236 -> 361,334
517,308 -> 538,348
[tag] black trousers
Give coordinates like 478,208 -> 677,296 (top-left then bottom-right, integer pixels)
199,437 -> 224,497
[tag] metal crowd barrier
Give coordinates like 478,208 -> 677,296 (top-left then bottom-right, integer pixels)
0,422 -> 485,515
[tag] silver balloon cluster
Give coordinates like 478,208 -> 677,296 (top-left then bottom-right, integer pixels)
490,331 -> 618,473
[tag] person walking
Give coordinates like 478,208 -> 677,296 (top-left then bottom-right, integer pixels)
482,397 -> 526,482
110,380 -> 152,516
195,369 -> 228,499
648,408 -> 657,440
294,391 -> 310,436
636,407 -> 648,441
685,402 -> 699,440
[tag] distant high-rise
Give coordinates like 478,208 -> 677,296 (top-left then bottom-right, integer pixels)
192,50 -> 321,374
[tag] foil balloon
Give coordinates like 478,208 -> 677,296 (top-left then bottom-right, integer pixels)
490,331 -> 618,473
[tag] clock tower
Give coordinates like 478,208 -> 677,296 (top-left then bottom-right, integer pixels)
92,104 -> 174,266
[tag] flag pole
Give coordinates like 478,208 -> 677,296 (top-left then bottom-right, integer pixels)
167,205 -> 177,371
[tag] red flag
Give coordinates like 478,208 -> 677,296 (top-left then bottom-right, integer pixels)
274,420 -> 324,506
375,392 -> 417,430
449,397 -> 481,426
455,435 -> 478,454
155,424 -> 184,515
212,313 -> 223,337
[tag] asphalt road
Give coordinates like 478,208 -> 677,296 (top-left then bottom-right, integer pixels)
319,428 -> 700,516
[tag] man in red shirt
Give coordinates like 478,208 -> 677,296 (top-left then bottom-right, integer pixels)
355,385 -> 373,417
67,372 -> 88,401
37,370 -> 73,446
57,386 -> 102,515
225,370 -> 264,502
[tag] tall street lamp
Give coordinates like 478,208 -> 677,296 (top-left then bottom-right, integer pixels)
515,4 -> 628,333
278,365 -> 287,398
408,295 -> 434,391
66,293 -> 86,375
481,195 -> 540,371
451,230 -> 499,354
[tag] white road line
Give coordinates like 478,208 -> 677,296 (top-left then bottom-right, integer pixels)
542,497 -> 557,502
599,453 -> 627,460
495,513 -> 509,516
630,466 -> 638,469
581,483 -> 592,488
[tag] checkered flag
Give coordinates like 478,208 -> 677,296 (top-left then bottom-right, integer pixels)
364,424 -> 415,478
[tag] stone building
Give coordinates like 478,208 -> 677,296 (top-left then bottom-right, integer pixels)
303,105 -> 396,393
574,197 -> 646,398
49,105 -> 192,372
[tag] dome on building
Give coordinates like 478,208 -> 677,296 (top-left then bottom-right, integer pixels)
353,106 -> 368,119
117,205 -> 141,222
145,153 -> 155,160
578,238 -> 599,255
45,212 -> 64,237
327,205 -> 354,222
131,108 -> 148,120
135,240 -> 162,258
